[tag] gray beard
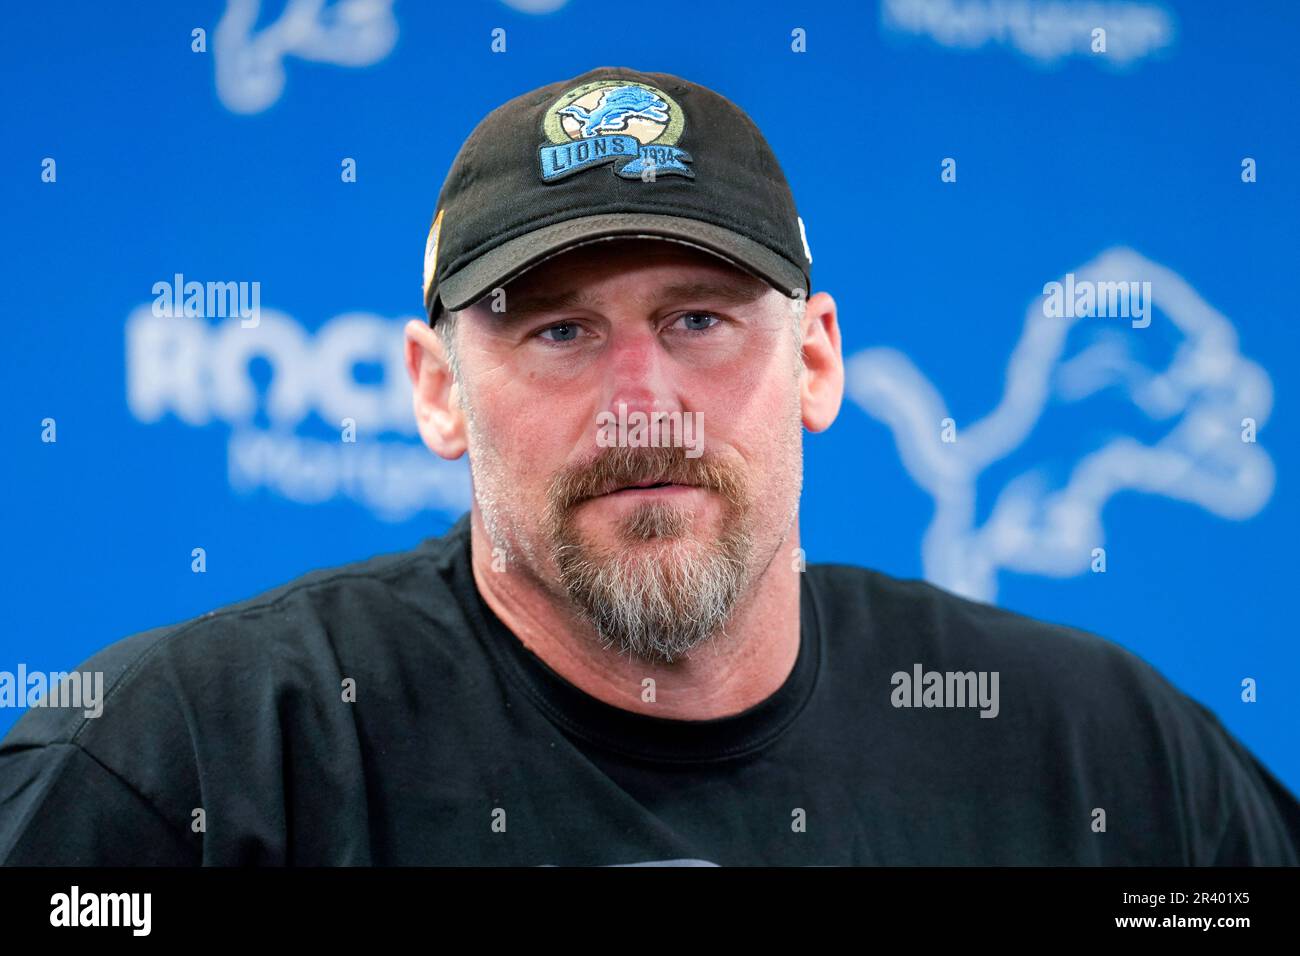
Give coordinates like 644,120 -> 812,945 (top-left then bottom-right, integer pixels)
550,501 -> 753,665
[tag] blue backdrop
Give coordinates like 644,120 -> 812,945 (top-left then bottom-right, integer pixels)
3,0 -> 1297,796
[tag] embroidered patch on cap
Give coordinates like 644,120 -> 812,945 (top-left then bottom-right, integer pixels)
422,208 -> 444,302
538,80 -> 694,183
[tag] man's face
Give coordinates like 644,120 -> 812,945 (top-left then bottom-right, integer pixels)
453,239 -> 805,664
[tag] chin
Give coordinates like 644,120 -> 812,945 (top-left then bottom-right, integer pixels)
588,500 -> 711,549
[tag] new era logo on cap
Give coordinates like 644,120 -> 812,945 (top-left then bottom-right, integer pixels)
421,209 -> 443,304
422,66 -> 811,323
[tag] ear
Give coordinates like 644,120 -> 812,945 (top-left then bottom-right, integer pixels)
799,291 -> 844,433
404,319 -> 467,459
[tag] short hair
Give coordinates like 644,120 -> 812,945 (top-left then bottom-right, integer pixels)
433,305 -> 462,385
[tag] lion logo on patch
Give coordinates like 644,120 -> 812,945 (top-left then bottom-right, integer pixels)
539,80 -> 693,183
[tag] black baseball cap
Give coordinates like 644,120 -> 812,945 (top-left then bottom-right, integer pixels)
422,66 -> 812,324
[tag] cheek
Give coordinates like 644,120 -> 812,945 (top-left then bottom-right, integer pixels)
697,328 -> 798,413
474,384 -> 590,486
708,382 -> 801,482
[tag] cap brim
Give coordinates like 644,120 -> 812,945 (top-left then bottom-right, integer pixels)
436,212 -> 807,314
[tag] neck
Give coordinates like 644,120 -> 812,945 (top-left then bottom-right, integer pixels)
468,509 -> 802,720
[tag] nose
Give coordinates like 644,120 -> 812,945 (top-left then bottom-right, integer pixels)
600,320 -> 680,424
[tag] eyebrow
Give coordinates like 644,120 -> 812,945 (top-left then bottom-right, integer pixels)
481,277 -> 770,324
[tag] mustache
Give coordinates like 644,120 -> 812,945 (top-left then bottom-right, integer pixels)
546,443 -> 747,514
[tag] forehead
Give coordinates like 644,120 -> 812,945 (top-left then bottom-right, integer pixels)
467,238 -> 776,317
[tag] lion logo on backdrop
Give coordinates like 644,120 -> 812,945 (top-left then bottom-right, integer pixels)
845,248 -> 1275,603
213,0 -> 399,114
212,0 -> 583,115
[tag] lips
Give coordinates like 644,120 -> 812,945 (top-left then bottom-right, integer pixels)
594,479 -> 694,498
606,480 -> 674,494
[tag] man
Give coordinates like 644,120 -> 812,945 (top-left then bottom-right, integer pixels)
1,67 -> 1297,866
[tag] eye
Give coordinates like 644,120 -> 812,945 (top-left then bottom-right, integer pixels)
672,311 -> 721,333
536,321 -> 582,343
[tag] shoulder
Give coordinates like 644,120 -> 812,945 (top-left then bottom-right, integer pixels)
805,561 -> 1154,687
805,562 -> 1300,863
807,559 -> 1234,733
4,519 -> 472,752
0,519 -> 476,863
804,560 -> 1244,773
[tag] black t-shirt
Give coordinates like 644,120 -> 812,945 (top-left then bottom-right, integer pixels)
2,513 -> 1297,866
